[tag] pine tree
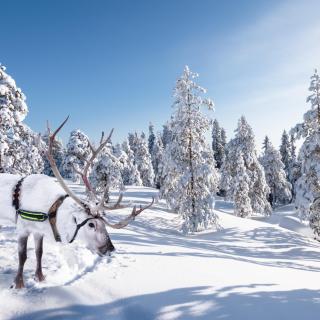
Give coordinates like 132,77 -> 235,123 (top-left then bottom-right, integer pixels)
234,151 -> 252,218
134,133 -> 155,187
128,132 -> 138,157
161,66 -> 219,233
63,129 -> 92,182
290,133 -> 296,161
161,123 -> 172,148
42,132 -> 65,177
121,139 -> 142,186
280,130 -> 291,177
151,133 -> 164,188
260,137 -> 292,206
0,64 -> 44,174
90,146 -> 123,203
8,124 -> 45,175
211,119 -> 226,169
292,70 -> 320,230
262,136 -> 270,152
288,133 -> 301,199
148,122 -> 156,155
220,127 -> 227,148
221,116 -> 271,216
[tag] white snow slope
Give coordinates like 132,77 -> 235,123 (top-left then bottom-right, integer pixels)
1,184 -> 320,320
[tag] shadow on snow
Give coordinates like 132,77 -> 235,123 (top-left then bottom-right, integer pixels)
12,284 -> 320,320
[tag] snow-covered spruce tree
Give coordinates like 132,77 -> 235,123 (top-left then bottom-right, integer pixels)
151,133 -> 164,189
0,64 -> 44,174
291,70 -> 320,231
260,137 -> 292,206
113,142 -> 126,163
148,122 -> 156,155
141,131 -> 146,140
121,139 -> 142,186
128,132 -> 139,157
280,130 -> 292,177
90,146 -> 123,203
233,151 -> 252,218
161,66 -> 219,233
161,122 -> 172,148
279,130 -> 301,200
288,133 -> 301,199
220,127 -> 227,148
112,143 -> 128,181
221,116 -> 271,216
134,133 -> 155,187
42,132 -> 65,177
6,124 -> 45,175
211,119 -> 226,169
63,129 -> 91,182
290,133 -> 296,161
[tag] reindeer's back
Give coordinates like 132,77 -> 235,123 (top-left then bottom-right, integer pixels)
0,174 -> 66,225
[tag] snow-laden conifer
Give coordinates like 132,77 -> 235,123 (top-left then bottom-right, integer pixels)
128,132 -> 138,157
260,137 -> 292,206
0,64 -> 43,174
221,116 -> 271,216
161,66 -> 219,233
211,119 -> 226,169
161,123 -> 172,148
63,129 -> 91,182
291,69 -> 320,227
42,132 -> 65,177
288,134 -> 301,199
151,133 -> 164,188
148,122 -> 156,155
7,124 -> 45,175
90,146 -> 123,203
121,139 -> 142,186
233,151 -> 252,218
280,130 -> 291,176
134,133 -> 155,187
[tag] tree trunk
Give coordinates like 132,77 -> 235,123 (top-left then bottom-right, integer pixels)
187,93 -> 195,215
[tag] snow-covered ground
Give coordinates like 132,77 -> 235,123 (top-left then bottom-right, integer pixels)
1,184 -> 320,320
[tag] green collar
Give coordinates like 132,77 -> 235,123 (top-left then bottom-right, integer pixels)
17,209 -> 48,222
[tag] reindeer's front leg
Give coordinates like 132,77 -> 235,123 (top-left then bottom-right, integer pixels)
13,234 -> 29,289
34,233 -> 45,282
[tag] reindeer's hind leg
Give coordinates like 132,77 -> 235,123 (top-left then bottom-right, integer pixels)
13,234 -> 29,289
34,233 -> 45,282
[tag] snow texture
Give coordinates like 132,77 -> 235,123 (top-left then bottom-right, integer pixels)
1,182 -> 320,320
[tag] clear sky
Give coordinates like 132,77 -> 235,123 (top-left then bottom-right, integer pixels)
1,0 -> 320,152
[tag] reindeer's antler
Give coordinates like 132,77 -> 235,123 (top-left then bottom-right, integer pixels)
47,117 -> 154,223
47,116 -> 90,211
77,129 -> 114,202
102,197 -> 154,229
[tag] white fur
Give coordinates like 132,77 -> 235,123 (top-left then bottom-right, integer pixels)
0,174 -> 92,244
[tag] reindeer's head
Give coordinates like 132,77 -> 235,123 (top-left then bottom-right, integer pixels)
78,216 -> 115,256
47,117 -> 153,256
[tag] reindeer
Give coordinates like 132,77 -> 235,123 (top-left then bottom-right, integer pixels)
0,117 -> 153,289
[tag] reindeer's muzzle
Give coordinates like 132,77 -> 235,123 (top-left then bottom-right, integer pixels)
98,238 -> 115,256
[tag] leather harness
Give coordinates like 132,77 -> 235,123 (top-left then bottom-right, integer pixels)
12,177 -> 94,243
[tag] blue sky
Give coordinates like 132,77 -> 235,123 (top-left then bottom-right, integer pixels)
1,0 -> 320,151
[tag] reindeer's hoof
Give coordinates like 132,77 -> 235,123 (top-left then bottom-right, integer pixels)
35,272 -> 45,282
11,277 -> 25,289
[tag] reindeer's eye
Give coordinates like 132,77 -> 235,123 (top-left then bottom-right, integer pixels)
88,222 -> 95,228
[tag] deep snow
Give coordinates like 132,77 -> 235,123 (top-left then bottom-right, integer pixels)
1,183 -> 320,320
